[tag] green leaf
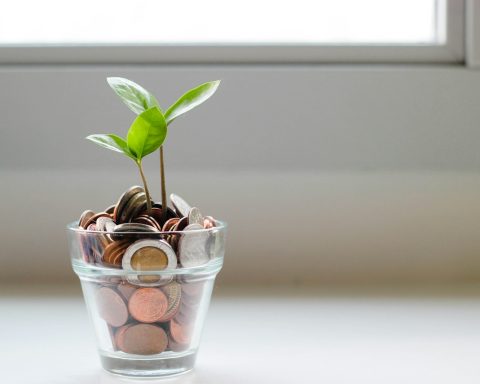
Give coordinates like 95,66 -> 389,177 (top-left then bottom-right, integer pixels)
86,134 -> 136,160
107,77 -> 161,115
165,80 -> 220,125
127,107 -> 167,160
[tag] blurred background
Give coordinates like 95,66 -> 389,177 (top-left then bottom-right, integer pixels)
1,0 -> 479,287
2,2 -> 480,382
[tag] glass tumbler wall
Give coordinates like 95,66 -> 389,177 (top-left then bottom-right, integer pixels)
67,222 -> 226,377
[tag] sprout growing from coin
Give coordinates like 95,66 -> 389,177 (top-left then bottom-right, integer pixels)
86,77 -> 220,219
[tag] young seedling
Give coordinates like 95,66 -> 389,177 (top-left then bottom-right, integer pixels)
86,106 -> 167,214
105,77 -> 220,222
86,77 -> 220,221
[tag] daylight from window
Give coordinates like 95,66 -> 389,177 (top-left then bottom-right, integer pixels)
0,0 -> 439,45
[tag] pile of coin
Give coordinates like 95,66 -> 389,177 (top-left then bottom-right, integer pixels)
77,186 -> 219,355
77,186 -> 218,271
95,280 -> 204,355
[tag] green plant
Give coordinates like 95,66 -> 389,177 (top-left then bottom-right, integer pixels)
86,77 -> 220,219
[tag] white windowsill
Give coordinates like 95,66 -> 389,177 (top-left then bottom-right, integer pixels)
2,284 -> 480,384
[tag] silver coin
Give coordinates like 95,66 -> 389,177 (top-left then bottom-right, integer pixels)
104,219 -> 116,232
178,223 -> 210,268
170,193 -> 192,218
96,216 -> 114,232
206,228 -> 226,260
122,239 -> 177,286
188,207 -> 204,226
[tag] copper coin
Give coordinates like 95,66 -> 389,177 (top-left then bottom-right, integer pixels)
137,208 -> 165,228
167,233 -> 180,254
78,210 -> 95,229
113,186 -> 144,223
169,319 -> 192,345
102,240 -> 130,267
112,246 -> 127,266
162,217 -> 179,232
175,216 -> 189,232
102,241 -> 121,265
105,204 -> 116,215
134,215 -> 161,230
147,205 -> 178,226
128,288 -> 168,323
95,287 -> 128,327
142,207 -> 164,226
118,324 -> 168,355
114,324 -> 132,351
96,232 -> 111,251
152,203 -> 178,218
167,220 -> 183,249
158,282 -> 182,322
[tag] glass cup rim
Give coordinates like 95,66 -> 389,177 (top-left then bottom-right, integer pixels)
66,219 -> 227,235
68,220 -> 226,276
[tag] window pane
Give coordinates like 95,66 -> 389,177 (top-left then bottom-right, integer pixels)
0,0 -> 440,45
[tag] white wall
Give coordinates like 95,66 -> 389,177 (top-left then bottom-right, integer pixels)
1,65 -> 480,284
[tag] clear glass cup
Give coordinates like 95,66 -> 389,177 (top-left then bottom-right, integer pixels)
67,221 -> 226,377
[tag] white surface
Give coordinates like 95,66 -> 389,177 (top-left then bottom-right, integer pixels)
1,285 -> 480,384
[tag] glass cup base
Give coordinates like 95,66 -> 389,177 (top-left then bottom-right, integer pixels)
100,350 -> 197,377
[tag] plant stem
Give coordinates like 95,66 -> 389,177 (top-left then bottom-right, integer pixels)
159,145 -> 167,222
137,161 -> 152,214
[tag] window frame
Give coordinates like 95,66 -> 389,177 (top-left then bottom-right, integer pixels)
0,0 -> 465,65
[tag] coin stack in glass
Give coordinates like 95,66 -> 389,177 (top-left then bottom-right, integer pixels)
77,186 -> 219,355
